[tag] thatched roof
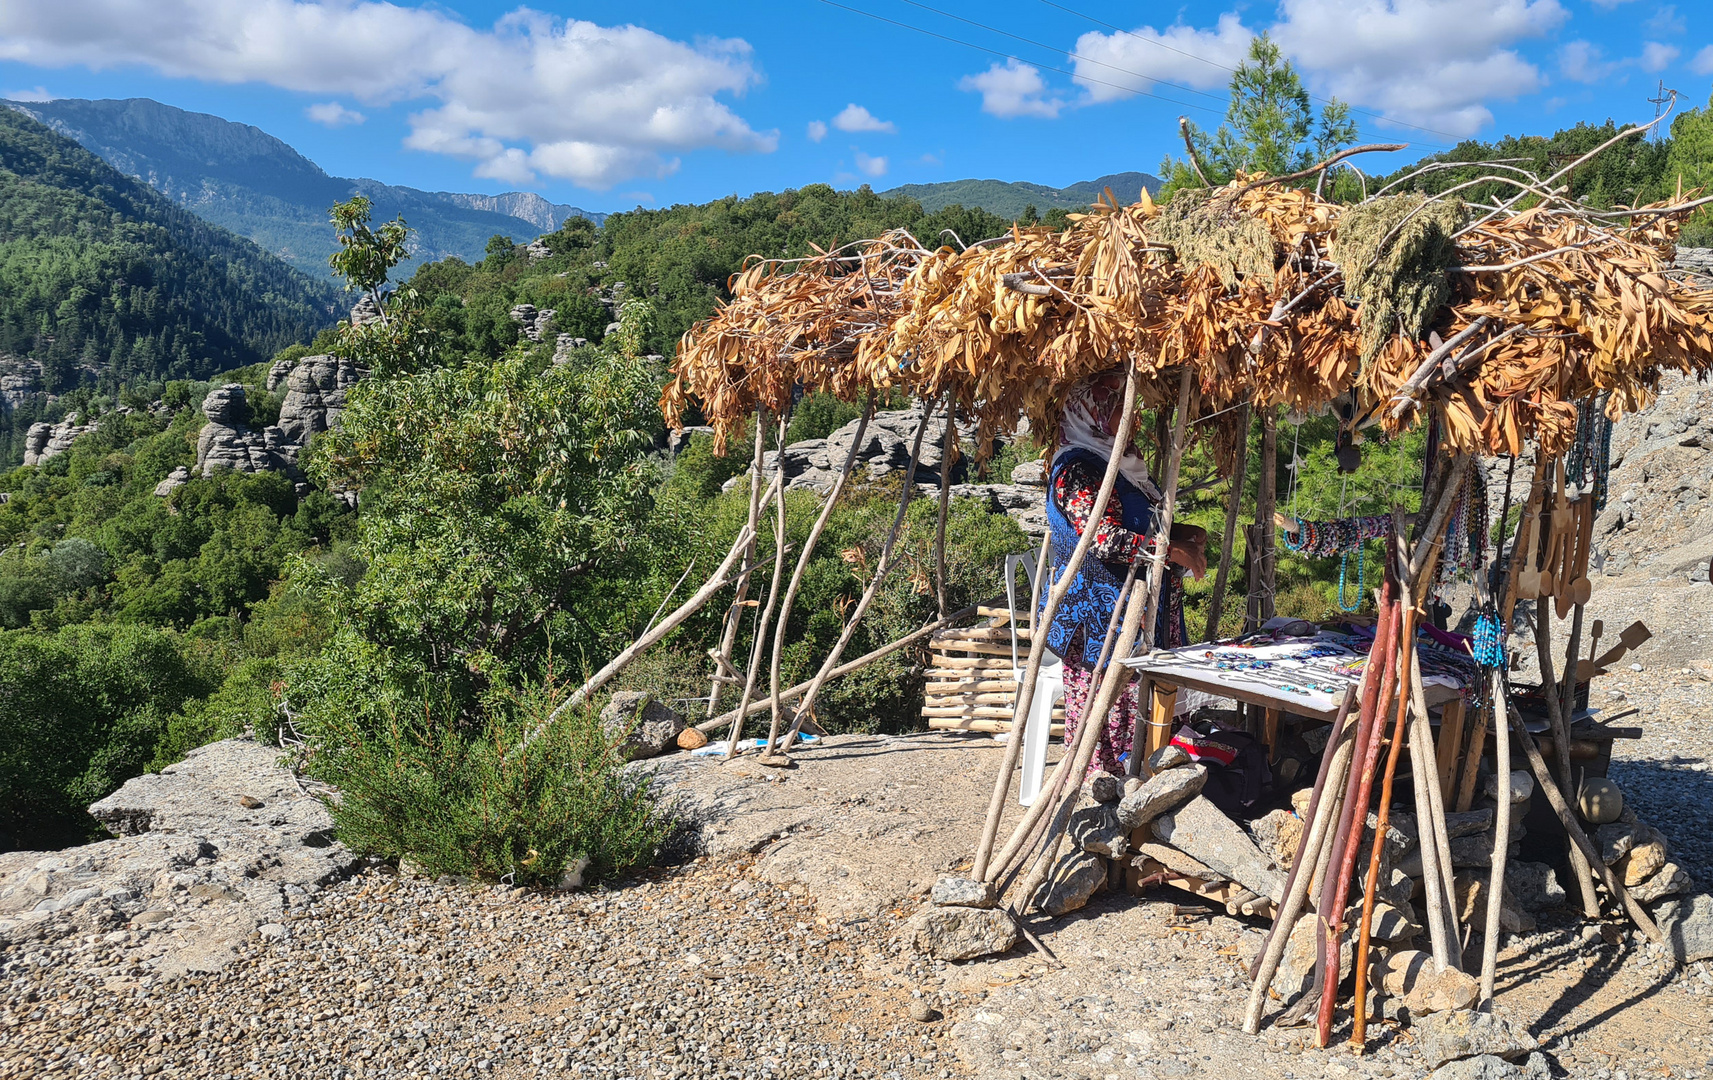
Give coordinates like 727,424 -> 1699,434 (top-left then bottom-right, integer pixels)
665,163 -> 1713,470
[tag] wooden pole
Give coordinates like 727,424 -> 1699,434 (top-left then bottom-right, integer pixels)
1316,582 -> 1400,1047
697,601 -> 981,733
1506,703 -> 1662,942
1257,406 -> 1279,624
1351,583 -> 1414,1048
707,409 -> 769,718
934,400 -> 956,620
1244,684 -> 1359,1034
763,399 -> 875,756
725,412 -> 793,758
1479,669 -> 1512,1007
775,402 -> 937,752
1534,604 -> 1601,916
973,361 -> 1141,882
1141,370 -> 1196,652
1408,642 -> 1463,970
1015,366 -> 1195,911
509,518 -> 761,760
1204,404 -> 1252,643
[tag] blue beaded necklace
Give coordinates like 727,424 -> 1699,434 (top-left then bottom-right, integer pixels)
1337,543 -> 1365,612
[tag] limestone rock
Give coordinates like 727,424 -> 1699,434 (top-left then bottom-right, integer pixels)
1362,812 -> 1413,867
1009,460 -> 1046,486
1454,871 -> 1534,933
153,465 -> 190,498
599,692 -> 685,761
1290,787 -> 1314,817
1578,777 -> 1624,824
1068,804 -> 1128,859
1482,770 -> 1534,805
0,738 -> 361,975
1402,831 -> 1520,876
1443,808 -> 1495,840
1597,821 -> 1637,866
1381,950 -> 1479,1014
1263,913 -> 1350,1000
1081,771 -> 1121,804
930,876 -> 996,909
275,355 -> 362,446
1115,764 -> 1206,830
1152,794 -> 1285,902
1379,865 -> 1416,910
1369,900 -> 1423,941
1631,861 -> 1694,903
1427,1052 -> 1551,1080
1132,842 -> 1218,882
23,417 -> 97,466
907,906 -> 1016,960
1036,851 -> 1107,917
1412,1008 -> 1539,1070
1505,861 -> 1566,912
1655,892 -> 1713,964
1621,830 -> 1669,886
1147,744 -> 1190,772
1250,808 -> 1303,870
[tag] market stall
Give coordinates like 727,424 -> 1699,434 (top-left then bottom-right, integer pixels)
541,112 -> 1713,1051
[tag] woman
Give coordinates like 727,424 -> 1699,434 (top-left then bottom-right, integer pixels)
1041,373 -> 1207,775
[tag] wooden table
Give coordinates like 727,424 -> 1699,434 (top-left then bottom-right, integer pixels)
1120,651 -> 1462,762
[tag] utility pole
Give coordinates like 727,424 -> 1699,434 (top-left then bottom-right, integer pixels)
1649,81 -> 1672,142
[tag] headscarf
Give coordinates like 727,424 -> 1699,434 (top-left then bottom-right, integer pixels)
1055,372 -> 1160,499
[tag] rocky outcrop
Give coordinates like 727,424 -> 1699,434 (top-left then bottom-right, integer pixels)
721,405 -> 1048,535
0,357 -> 46,417
275,354 -> 360,445
509,303 -> 557,343
0,738 -> 362,974
187,355 -> 362,490
23,416 -> 97,466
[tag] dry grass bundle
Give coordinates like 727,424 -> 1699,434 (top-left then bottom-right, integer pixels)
666,160 -> 1713,464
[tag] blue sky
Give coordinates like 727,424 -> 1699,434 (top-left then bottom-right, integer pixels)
2,0 -> 1710,213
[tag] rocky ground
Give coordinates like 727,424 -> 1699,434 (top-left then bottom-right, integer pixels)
5,723 -> 1712,1079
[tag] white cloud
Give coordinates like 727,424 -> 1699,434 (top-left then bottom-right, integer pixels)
1560,40 -> 1620,84
1646,6 -> 1686,36
958,59 -> 1065,119
1641,41 -> 1680,72
832,103 -> 895,134
1271,0 -> 1568,137
807,119 -> 828,142
6,85 -> 54,102
1696,44 -> 1713,75
0,1 -> 776,189
305,101 -> 364,127
854,151 -> 887,177
1071,14 -> 1252,102
1587,0 -> 1638,7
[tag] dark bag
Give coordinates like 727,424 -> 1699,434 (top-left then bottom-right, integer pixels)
1170,724 -> 1273,819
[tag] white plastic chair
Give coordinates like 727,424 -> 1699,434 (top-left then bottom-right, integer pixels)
1006,551 -> 1065,806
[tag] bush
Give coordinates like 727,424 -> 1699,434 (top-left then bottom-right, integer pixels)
298,657 -> 671,886
0,623 -> 224,848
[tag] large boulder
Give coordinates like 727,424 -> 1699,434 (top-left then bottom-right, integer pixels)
1654,891 -> 1713,964
1380,950 -> 1478,1014
1151,794 -> 1285,902
1036,850 -> 1107,917
1411,1014 -> 1534,1069
275,355 -> 363,446
1115,764 -> 1207,830
905,905 -> 1016,960
599,692 -> 685,761
1412,1009 -> 1538,1070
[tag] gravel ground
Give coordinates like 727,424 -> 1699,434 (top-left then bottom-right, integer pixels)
0,857 -> 968,1080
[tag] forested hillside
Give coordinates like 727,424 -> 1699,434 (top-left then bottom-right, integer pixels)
8,97 -> 602,281
0,108 -> 339,463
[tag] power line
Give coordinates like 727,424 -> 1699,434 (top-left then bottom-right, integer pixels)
1035,0 -> 1468,146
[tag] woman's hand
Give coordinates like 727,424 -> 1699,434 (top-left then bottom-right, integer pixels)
1167,523 -> 1208,581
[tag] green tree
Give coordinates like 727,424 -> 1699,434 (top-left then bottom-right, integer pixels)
1666,96 -> 1713,245
329,197 -> 410,319
1160,36 -> 1357,196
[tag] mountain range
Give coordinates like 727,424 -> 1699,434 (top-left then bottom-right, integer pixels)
882,171 -> 1161,218
3,98 -> 603,282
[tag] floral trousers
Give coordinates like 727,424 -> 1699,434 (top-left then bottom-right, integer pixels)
1060,661 -> 1140,777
